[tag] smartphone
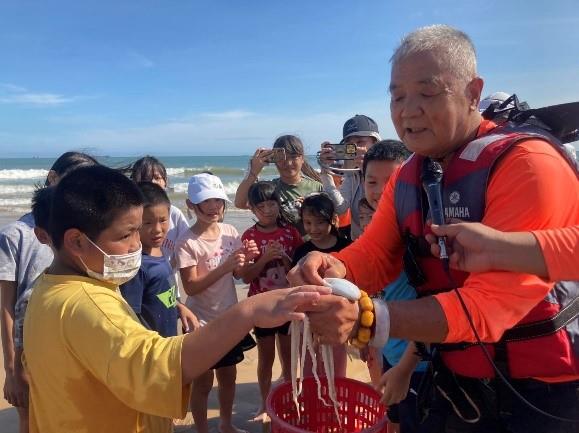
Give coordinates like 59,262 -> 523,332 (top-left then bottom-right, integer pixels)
264,148 -> 286,163
325,143 -> 357,160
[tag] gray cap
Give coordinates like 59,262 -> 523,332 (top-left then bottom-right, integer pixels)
342,114 -> 381,141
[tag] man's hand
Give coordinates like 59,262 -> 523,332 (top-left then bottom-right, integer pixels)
427,222 -> 501,273
307,296 -> 359,345
287,251 -> 347,286
176,303 -> 200,333
319,142 -> 335,169
251,285 -> 331,329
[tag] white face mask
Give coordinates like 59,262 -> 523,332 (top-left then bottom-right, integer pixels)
80,235 -> 142,285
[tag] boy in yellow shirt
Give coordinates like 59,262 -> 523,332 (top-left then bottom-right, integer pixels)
23,165 -> 325,433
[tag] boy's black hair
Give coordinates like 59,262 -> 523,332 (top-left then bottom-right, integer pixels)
137,182 -> 171,209
45,151 -> 99,186
300,193 -> 340,237
31,186 -> 54,231
129,155 -> 168,184
50,165 -> 144,249
362,139 -> 410,175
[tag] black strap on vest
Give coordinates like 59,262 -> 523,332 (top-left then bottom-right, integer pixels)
438,295 -> 579,352
501,296 -> 579,342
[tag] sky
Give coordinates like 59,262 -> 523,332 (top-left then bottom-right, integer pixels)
0,0 -> 578,157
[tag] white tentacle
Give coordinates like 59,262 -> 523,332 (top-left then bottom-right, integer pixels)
288,278 -> 359,426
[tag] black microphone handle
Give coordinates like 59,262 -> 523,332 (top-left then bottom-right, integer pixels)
423,182 -> 446,226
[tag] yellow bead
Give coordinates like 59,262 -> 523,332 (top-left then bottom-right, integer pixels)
350,338 -> 366,349
359,290 -> 368,298
357,327 -> 371,343
359,296 -> 373,312
360,310 -> 374,328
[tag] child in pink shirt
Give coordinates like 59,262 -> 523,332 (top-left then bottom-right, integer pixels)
177,173 -> 257,433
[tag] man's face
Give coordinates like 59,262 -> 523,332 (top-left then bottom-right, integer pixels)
389,51 -> 481,159
345,135 -> 377,166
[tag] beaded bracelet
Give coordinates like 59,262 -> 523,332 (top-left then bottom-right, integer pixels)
350,290 -> 375,349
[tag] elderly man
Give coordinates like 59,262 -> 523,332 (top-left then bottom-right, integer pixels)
289,25 -> 579,432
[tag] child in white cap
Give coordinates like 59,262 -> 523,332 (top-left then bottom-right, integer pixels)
176,173 -> 258,433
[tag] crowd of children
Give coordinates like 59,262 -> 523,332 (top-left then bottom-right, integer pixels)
0,126 -> 427,432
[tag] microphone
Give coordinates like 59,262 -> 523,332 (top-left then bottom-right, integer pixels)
421,158 -> 449,268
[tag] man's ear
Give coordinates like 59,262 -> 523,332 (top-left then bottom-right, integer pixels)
63,228 -> 88,257
467,76 -> 484,112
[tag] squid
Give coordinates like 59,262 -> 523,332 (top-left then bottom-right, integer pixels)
290,278 -> 361,426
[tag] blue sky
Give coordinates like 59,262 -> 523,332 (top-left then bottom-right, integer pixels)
1,0 -> 578,157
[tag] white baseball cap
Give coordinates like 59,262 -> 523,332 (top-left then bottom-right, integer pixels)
187,173 -> 230,204
479,92 -> 512,112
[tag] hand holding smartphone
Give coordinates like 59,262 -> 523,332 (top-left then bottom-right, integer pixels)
263,148 -> 286,163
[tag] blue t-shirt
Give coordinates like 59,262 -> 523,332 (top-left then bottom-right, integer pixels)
120,253 -> 178,337
382,273 -> 427,372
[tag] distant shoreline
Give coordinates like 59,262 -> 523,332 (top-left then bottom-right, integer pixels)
0,207 -> 256,236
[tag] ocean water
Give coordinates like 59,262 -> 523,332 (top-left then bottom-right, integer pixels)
0,155 -> 318,216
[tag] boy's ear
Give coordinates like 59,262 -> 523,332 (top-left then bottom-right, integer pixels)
63,228 -> 89,257
46,170 -> 59,186
33,227 -> 51,246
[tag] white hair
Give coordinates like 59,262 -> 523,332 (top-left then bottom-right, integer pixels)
391,25 -> 478,83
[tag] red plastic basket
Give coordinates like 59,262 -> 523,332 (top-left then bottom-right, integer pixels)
266,377 -> 388,433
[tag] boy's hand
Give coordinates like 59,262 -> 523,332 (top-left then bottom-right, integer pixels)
176,303 -> 200,333
376,365 -> 413,405
251,285 -> 331,328
4,360 -> 28,408
242,239 -> 260,262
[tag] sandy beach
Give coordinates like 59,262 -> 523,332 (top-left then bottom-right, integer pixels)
0,211 -> 372,432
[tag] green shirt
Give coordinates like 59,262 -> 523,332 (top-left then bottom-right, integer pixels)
272,177 -> 323,232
